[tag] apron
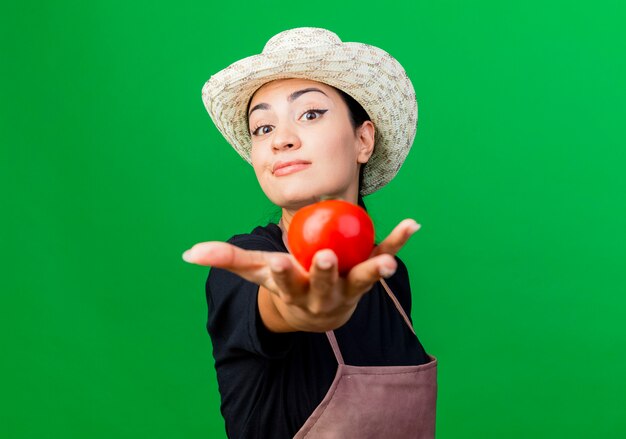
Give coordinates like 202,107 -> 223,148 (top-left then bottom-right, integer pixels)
293,279 -> 438,439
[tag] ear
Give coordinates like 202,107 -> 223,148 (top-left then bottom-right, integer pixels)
356,121 -> 375,164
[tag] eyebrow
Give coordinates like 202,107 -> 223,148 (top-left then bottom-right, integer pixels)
248,88 -> 328,118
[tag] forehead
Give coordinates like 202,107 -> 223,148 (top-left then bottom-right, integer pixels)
249,78 -> 338,104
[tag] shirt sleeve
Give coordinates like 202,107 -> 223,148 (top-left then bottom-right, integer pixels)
205,234 -> 295,361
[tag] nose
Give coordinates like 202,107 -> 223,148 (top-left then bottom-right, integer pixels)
271,123 -> 301,152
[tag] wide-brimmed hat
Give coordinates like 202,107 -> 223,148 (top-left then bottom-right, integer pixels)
201,27 -> 418,196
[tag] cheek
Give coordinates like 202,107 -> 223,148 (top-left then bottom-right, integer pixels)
321,131 -> 359,165
250,145 -> 265,171
250,151 -> 266,183
251,147 -> 277,193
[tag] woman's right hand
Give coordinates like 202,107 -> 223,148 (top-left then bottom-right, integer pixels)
182,219 -> 420,333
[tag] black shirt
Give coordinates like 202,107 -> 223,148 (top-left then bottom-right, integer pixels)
205,223 -> 430,439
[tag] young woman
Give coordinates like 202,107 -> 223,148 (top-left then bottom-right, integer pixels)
183,27 -> 437,439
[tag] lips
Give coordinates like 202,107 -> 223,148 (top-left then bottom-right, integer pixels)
272,160 -> 312,176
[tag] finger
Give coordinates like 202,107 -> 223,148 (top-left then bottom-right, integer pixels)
370,219 -> 421,258
182,242 -> 267,269
267,254 -> 308,303
184,242 -> 311,297
345,253 -> 398,298
309,249 -> 339,298
183,241 -> 286,288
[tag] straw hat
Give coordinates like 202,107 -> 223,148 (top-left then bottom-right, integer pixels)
201,27 -> 418,196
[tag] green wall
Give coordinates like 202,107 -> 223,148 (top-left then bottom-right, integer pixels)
2,0 -> 625,437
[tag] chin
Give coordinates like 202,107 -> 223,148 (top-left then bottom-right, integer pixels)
263,180 -> 353,209
275,195 -> 319,210
268,188 -> 324,210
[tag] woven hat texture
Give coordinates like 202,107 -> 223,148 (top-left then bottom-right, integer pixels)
202,27 -> 418,196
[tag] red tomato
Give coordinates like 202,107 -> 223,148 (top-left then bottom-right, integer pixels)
287,199 -> 375,276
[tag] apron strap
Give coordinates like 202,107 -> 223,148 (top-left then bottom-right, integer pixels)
324,280 -> 416,365
380,279 -> 417,336
325,331 -> 345,365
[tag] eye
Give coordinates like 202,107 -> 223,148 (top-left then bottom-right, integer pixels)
300,108 -> 328,121
251,124 -> 273,136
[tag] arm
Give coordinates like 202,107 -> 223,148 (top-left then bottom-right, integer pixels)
186,219 -> 421,333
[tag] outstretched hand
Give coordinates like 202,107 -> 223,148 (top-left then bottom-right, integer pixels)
183,219 -> 421,332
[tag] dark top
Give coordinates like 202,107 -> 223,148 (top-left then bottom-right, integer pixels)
205,223 -> 430,439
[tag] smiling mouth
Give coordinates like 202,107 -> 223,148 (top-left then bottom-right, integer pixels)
273,163 -> 312,177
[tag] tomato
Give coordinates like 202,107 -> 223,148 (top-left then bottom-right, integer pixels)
287,199 -> 375,276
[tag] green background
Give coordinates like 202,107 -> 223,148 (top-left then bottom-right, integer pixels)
2,0 -> 625,437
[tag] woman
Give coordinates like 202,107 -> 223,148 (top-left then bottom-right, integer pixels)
183,27 -> 437,438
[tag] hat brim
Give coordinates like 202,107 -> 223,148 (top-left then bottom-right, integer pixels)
202,42 -> 417,196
